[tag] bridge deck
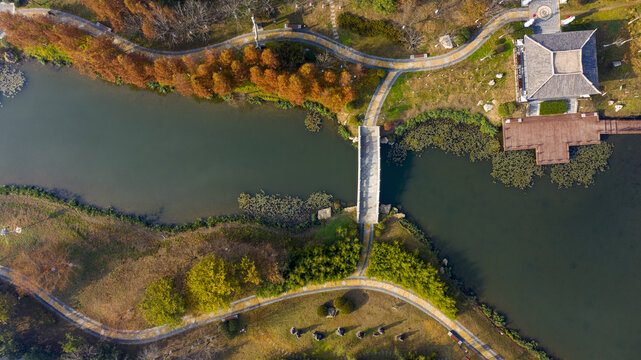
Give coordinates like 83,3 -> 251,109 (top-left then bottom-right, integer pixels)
357,126 -> 380,224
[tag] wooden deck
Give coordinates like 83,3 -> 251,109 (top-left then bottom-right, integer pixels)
503,113 -> 641,165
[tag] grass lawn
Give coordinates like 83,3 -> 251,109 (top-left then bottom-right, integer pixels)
380,25 -> 521,128
539,100 -> 568,115
141,289 -> 477,360
563,3 -> 641,117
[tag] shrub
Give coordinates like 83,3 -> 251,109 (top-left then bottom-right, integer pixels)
139,278 -> 186,326
352,0 -> 398,14
0,293 -> 14,325
256,281 -> 286,298
274,99 -> 294,109
247,96 -> 263,104
539,100 -> 567,115
550,143 -> 613,188
333,296 -> 354,314
510,22 -> 534,39
498,101 -> 518,117
221,317 -> 243,339
366,242 -> 457,318
338,13 -> 403,42
305,111 -> 323,132
317,303 -> 330,318
185,255 -> 239,312
286,235 -> 361,289
490,150 -> 543,189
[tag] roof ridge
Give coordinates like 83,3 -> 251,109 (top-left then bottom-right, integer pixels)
580,73 -> 600,94
579,29 -> 597,50
528,73 -> 554,99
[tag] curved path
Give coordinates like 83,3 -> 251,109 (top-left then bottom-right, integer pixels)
17,8 -> 529,72
0,265 -> 500,359
0,6 -> 533,359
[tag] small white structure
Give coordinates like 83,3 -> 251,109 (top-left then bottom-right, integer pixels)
0,2 -> 15,14
613,61 -> 622,67
488,79 -> 496,86
562,16 -> 576,26
524,18 -> 535,28
483,103 -> 494,112
439,35 -> 454,49
615,104 -> 624,112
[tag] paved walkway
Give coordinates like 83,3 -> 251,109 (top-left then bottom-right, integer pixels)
0,265 -> 501,359
0,6 -> 535,358
15,8 -> 529,72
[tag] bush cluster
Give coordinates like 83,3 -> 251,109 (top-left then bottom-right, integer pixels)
366,241 -> 457,318
338,13 -> 403,42
317,303 -> 330,318
498,101 -> 518,117
220,317 -> 243,339
257,223 -> 361,297
333,296 -> 354,314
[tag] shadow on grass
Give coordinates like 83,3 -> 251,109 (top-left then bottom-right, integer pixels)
343,289 -> 369,312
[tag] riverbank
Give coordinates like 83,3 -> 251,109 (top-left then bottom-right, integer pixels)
0,190 -> 545,359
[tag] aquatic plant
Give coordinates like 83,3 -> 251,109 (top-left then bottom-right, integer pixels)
0,64 -> 25,104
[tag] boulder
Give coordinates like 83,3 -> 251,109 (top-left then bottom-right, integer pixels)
312,331 -> 324,341
326,306 -> 337,318
395,334 -> 406,342
615,104 -> 624,112
336,327 -> 346,336
483,104 -> 494,112
439,35 -> 454,49
488,79 -> 496,86
318,207 -> 332,220
356,331 -> 365,339
379,204 -> 391,214
290,327 -> 298,335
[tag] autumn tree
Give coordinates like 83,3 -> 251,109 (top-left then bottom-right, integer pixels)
260,48 -> 280,69
119,53 -> 151,88
79,0 -> 132,32
243,45 -> 261,65
212,72 -> 233,95
287,74 -> 307,105
323,70 -> 337,85
230,60 -> 248,82
219,48 -> 236,67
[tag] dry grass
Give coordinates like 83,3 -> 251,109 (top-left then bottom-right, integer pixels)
568,4 -> 641,117
148,290 -> 476,360
380,25 -> 521,127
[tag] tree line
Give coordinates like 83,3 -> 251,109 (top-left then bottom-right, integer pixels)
0,12 -> 359,112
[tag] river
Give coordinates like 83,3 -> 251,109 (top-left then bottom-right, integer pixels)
2,62 -> 640,359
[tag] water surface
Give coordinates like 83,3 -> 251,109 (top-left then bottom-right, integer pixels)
2,62 -> 641,360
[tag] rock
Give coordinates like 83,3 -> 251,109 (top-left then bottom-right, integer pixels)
356,331 -> 365,339
613,61 -> 622,67
492,99 -> 497,104
380,137 -> 388,144
395,334 -> 405,342
477,100 -> 484,106
326,307 -> 337,318
373,331 -> 380,337
439,35 -> 454,49
615,104 -> 624,112
336,327 -> 345,336
379,204 -> 391,214
442,258 -> 448,266
312,331 -> 324,341
496,73 -> 504,79
317,207 -> 332,220
488,79 -> 496,86
483,104 -> 494,112
290,327 -> 298,335
608,100 -> 615,106
377,326 -> 385,335
3,51 -> 17,63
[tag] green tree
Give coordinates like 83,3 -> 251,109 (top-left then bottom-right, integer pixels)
333,296 -> 354,314
186,255 -> 239,312
366,241 -> 457,318
60,333 -> 83,354
139,278 -> 186,326
0,324 -> 18,357
490,150 -> 543,189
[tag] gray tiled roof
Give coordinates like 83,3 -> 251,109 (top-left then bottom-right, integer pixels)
523,30 -> 599,100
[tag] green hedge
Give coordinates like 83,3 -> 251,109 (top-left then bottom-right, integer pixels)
539,100 -> 567,115
338,13 -> 403,43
